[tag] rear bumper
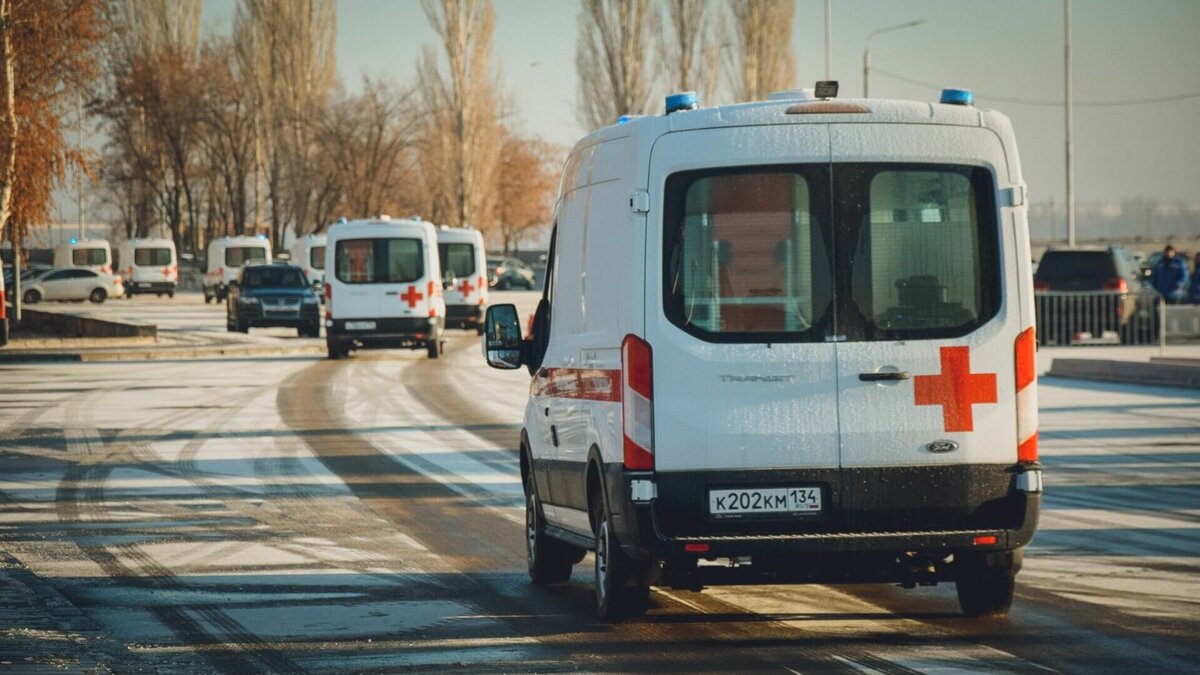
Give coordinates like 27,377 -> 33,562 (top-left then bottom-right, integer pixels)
605,463 -> 1041,573
327,316 -> 443,348
238,306 -> 319,328
126,281 -> 176,293
445,304 -> 484,329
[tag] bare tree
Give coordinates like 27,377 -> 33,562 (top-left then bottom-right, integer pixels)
235,0 -> 336,242
575,0 -> 657,130
417,0 -> 502,231
494,132 -> 560,254
657,0 -> 723,103
726,0 -> 795,102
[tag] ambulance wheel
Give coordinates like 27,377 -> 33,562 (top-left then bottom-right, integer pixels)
525,483 -> 576,585
326,339 -> 347,359
475,322 -> 485,336
168,291 -> 175,299
592,491 -> 649,621
955,551 -> 1017,618
426,338 -> 442,359
204,292 -> 212,304
89,288 -> 106,303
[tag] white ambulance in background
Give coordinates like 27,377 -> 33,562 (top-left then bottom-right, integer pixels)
117,237 -> 178,298
203,235 -> 271,303
54,239 -> 113,275
484,86 -> 1041,620
436,226 -> 489,334
324,216 -> 447,359
288,233 -> 326,291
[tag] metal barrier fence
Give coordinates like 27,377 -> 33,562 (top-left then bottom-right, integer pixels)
1035,290 -> 1160,346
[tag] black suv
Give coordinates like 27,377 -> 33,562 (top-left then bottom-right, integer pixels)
227,263 -> 320,337
1034,245 -> 1152,344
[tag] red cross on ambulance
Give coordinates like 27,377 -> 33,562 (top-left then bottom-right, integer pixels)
913,346 -> 998,432
400,285 -> 424,308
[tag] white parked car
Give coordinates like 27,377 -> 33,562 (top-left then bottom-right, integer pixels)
22,267 -> 125,304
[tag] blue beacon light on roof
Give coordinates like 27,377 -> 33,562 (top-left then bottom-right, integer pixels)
665,92 -> 699,115
940,88 -> 974,106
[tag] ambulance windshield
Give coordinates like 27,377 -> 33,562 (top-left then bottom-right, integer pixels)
663,164 -> 999,342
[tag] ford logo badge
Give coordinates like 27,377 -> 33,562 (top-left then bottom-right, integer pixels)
926,440 -> 959,454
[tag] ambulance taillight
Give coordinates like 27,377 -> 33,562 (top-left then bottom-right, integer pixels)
622,334 -> 654,470
1015,327 -> 1038,463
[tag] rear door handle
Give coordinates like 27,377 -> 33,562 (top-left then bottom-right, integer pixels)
859,371 -> 911,382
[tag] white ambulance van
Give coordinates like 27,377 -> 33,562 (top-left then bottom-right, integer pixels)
54,239 -> 113,275
324,216 -> 447,359
288,233 -> 326,292
484,86 -> 1041,620
203,235 -> 271,303
436,226 -> 489,334
117,237 -> 178,298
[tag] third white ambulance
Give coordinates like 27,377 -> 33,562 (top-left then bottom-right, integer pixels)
436,226 -> 489,334
484,85 -> 1041,620
324,216 -> 447,359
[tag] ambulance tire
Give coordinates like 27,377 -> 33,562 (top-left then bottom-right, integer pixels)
525,484 -> 577,585
204,292 -> 212,304
326,339 -> 348,359
426,338 -> 442,359
168,291 -> 175,299
955,552 -> 1017,617
592,490 -> 650,621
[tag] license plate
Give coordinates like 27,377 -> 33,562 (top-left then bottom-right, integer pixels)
345,321 -> 376,330
137,283 -> 150,288
709,487 -> 822,517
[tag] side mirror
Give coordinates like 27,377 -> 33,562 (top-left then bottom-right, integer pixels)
483,303 -> 523,370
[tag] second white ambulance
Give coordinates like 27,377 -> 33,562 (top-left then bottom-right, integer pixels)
484,86 -> 1041,620
203,235 -> 271,303
117,237 -> 178,298
324,216 -> 447,359
436,226 -> 489,334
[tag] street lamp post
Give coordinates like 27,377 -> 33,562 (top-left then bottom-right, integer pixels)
863,20 -> 926,98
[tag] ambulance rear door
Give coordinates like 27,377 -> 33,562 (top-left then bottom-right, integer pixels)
828,123 -> 1023,530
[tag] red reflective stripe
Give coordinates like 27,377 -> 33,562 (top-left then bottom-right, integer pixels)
1018,432 -> 1038,463
0,290 -> 6,320
1015,327 -> 1036,391
531,367 -> 621,402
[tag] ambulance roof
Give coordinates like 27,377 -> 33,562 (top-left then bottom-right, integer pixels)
126,237 -> 174,246
579,95 -> 1014,151
435,226 -> 482,243
328,217 -> 436,239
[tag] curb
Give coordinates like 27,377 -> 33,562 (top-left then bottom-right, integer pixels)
1047,358 -> 1200,389
0,343 -> 325,364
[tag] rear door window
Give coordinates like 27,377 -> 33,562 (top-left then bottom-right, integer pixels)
662,167 -> 833,341
134,248 -> 172,266
72,249 -> 107,265
310,245 -> 326,270
838,165 -> 1000,340
438,243 -> 476,277
335,238 -> 423,284
226,246 -> 267,266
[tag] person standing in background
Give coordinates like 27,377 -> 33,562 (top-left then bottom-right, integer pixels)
1151,245 -> 1189,304
1189,251 -> 1200,304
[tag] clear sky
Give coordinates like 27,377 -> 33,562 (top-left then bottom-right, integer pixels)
189,0 -> 1199,210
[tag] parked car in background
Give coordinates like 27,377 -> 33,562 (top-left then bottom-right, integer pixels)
21,267 -> 124,304
1034,245 -> 1151,343
226,262 -> 320,337
487,256 -> 536,289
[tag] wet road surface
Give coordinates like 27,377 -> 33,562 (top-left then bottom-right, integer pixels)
1,310 -> 1198,672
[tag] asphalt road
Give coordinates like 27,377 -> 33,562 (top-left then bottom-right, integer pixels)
1,296 -> 1198,672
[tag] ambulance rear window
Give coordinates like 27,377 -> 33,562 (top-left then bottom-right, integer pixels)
335,238 -> 423,284
134,248 -> 171,266
663,163 -> 999,342
310,245 -> 326,270
663,167 -> 833,341
438,243 -> 476,277
73,248 -> 107,266
226,246 -> 267,267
